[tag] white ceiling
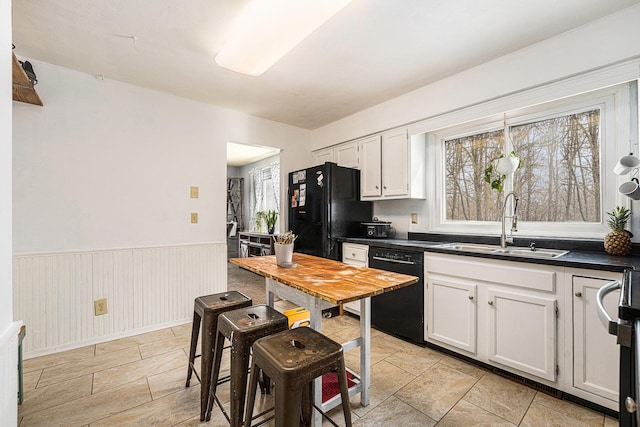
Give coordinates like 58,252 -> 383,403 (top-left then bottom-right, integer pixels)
227,142 -> 280,167
11,0 -> 640,130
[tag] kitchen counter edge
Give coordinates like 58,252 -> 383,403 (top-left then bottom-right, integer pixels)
339,237 -> 640,272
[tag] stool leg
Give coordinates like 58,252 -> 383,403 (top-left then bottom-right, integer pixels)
278,385 -> 304,427
229,341 -> 251,427
205,330 -> 226,421
185,311 -> 201,387
300,381 -> 313,427
200,315 -> 217,421
243,360 -> 260,427
336,360 -> 353,427
258,369 -> 271,394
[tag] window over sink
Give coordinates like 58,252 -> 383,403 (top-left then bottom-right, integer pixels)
430,82 -> 635,239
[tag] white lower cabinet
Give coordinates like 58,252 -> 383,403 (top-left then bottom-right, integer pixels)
342,243 -> 368,315
425,253 -> 559,384
571,273 -> 620,405
425,253 -> 623,411
427,275 -> 477,353
487,288 -> 557,381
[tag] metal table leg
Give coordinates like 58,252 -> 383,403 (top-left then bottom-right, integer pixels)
360,297 -> 371,406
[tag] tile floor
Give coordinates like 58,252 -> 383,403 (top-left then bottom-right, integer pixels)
17,263 -> 619,426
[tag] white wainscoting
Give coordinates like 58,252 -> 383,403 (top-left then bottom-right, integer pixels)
13,243 -> 227,357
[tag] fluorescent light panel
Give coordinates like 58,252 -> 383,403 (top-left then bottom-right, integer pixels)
216,0 -> 352,76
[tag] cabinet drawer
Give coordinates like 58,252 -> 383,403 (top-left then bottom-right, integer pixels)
426,254 -> 556,292
343,245 -> 368,264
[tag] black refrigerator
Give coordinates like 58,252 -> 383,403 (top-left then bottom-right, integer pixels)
288,162 -> 372,260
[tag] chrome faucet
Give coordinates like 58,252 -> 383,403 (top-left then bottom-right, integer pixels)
500,191 -> 519,248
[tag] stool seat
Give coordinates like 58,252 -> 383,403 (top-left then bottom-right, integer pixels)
244,327 -> 352,427
207,304 -> 288,426
186,291 -> 252,421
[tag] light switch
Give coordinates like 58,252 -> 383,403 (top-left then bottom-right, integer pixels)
191,212 -> 198,223
411,213 -> 418,224
190,186 -> 199,198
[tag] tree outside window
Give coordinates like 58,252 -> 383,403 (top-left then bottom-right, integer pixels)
511,109 -> 600,223
445,109 -> 601,224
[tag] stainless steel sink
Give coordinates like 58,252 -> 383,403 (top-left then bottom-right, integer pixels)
435,243 -> 568,259
435,243 -> 499,254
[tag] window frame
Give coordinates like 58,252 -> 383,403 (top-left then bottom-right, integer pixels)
427,83 -> 631,239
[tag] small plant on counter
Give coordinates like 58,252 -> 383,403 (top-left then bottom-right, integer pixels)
255,211 -> 265,233
264,210 -> 278,234
604,206 -> 632,255
484,151 -> 520,193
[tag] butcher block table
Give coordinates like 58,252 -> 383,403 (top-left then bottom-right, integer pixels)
230,253 -> 418,425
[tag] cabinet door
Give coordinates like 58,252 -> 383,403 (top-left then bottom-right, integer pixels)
381,128 -> 408,197
488,289 -> 557,381
573,276 -> 619,401
313,148 -> 334,165
342,243 -> 368,315
359,135 -> 382,198
427,276 -> 477,353
335,141 -> 359,169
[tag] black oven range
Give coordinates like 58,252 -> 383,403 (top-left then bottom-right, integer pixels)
598,269 -> 640,426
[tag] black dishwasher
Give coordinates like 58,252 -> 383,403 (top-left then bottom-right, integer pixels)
369,247 -> 424,344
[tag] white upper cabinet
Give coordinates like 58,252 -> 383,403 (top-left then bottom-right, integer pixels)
360,128 -> 426,200
359,135 -> 382,197
335,140 -> 359,168
381,128 -> 409,197
312,140 -> 359,168
312,147 -> 334,165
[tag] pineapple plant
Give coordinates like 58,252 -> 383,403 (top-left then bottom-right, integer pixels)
604,206 -> 632,255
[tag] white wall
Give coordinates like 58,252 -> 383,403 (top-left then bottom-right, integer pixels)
13,60 -> 311,355
310,4 -> 640,238
2,0 -> 14,342
13,62 -> 310,254
2,0 -> 20,423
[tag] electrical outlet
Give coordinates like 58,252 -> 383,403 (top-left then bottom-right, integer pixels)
411,212 -> 418,224
94,298 -> 108,316
190,186 -> 199,198
191,212 -> 198,223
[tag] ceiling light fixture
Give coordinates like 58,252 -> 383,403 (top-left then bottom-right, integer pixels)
215,0 -> 352,77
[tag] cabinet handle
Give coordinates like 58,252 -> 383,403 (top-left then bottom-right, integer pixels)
375,185 -> 379,189
351,253 -> 356,257
488,301 -> 493,305
468,295 -> 474,300
575,292 -> 582,297
383,186 -> 387,189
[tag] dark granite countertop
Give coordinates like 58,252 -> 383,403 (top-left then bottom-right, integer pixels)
339,236 -> 640,273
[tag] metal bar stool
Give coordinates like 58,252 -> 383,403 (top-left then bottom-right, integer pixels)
185,291 -> 252,421
206,304 -> 288,426
243,327 -> 352,427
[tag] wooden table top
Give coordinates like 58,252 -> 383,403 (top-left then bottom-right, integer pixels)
230,253 -> 418,305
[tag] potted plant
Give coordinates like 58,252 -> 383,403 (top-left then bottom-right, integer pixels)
604,206 -> 632,255
484,151 -> 520,193
255,211 -> 265,233
264,210 -> 278,234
